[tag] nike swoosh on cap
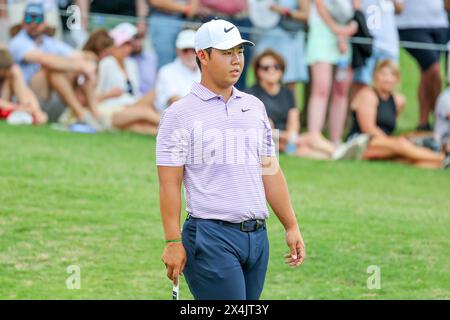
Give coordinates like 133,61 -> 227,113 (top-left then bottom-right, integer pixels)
224,26 -> 235,33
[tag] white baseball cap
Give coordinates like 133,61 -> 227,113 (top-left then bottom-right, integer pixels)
176,29 -> 196,50
194,19 -> 254,52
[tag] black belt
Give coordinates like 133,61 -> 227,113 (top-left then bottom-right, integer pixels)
187,214 -> 266,232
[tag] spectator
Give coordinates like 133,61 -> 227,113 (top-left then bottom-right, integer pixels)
0,0 -> 8,44
58,0 -> 77,47
8,3 -> 102,129
434,71 -> 450,162
148,0 -> 204,68
396,0 -> 449,131
82,29 -> 114,62
0,48 -> 47,125
348,60 -> 448,168
58,29 -> 115,126
155,29 -> 200,113
352,0 -> 403,98
96,23 -> 160,134
8,0 -> 64,40
248,49 -> 368,160
305,0 -> 358,146
75,0 -> 148,47
253,0 -> 309,97
200,0 -> 253,89
130,29 -> 158,95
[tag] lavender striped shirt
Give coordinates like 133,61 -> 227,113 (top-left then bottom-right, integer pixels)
156,82 -> 276,223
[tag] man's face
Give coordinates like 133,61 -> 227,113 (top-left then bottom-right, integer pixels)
23,14 -> 46,38
131,32 -> 145,55
177,48 -> 197,70
202,45 -> 244,88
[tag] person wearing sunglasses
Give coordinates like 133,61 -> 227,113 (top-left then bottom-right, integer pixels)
8,3 -> 103,130
248,49 -> 368,160
154,29 -> 201,113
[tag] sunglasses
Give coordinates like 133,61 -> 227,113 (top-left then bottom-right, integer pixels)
134,33 -> 145,40
259,64 -> 282,72
181,48 -> 195,54
24,14 -> 44,24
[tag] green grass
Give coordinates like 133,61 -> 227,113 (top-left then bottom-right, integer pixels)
0,50 -> 449,299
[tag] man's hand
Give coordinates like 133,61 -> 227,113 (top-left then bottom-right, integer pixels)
284,226 -> 306,267
161,242 -> 187,285
270,3 -> 287,14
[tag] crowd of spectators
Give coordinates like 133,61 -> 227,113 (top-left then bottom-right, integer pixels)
0,0 -> 449,168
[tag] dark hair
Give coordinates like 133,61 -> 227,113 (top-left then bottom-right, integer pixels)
0,48 -> 14,70
83,29 -> 114,57
252,49 -> 286,83
195,47 -> 212,70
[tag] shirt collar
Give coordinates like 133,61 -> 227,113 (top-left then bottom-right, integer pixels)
22,29 -> 46,44
191,82 -> 243,102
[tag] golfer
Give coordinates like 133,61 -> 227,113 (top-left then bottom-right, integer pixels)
156,19 -> 306,300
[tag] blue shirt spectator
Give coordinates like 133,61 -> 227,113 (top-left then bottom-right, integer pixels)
9,29 -> 73,83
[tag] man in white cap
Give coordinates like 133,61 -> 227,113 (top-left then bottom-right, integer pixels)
157,19 -> 306,300
154,29 -> 201,113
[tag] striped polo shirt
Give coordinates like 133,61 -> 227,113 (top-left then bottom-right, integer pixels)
156,82 -> 276,223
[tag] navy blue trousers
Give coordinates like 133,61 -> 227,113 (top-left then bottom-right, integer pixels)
182,217 -> 269,300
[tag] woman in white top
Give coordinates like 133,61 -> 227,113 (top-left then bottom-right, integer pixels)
96,23 -> 160,134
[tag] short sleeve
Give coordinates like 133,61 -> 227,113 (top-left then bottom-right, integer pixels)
286,87 -> 296,110
96,57 -> 115,94
155,67 -> 178,112
156,109 -> 190,166
261,104 -> 276,157
50,38 -> 74,57
9,34 -> 36,63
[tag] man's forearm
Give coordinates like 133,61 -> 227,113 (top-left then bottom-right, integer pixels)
159,184 -> 183,240
136,0 -> 149,20
35,54 -> 82,73
150,0 -> 188,14
0,0 -> 7,18
262,164 -> 298,230
75,0 -> 90,29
